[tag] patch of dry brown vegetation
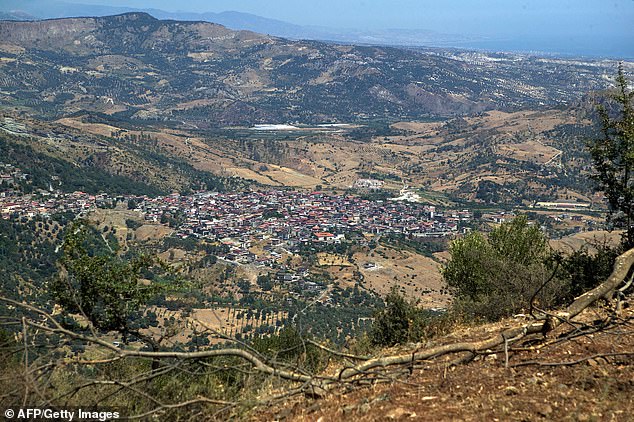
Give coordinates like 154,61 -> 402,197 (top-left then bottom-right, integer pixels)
257,299 -> 634,422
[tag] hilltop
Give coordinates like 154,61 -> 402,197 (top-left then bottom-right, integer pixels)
0,13 -> 631,205
0,13 -> 625,127
0,13 -> 630,206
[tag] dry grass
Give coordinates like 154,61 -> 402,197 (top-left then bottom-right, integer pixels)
144,306 -> 287,345
550,230 -> 623,255
354,246 -> 449,308
135,224 -> 174,242
498,140 -> 561,163
56,117 -> 122,137
255,297 -> 634,422
316,253 -> 354,267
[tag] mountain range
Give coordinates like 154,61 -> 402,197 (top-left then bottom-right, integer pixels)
4,0 -> 630,58
0,12 -> 623,127
0,12 -> 630,202
0,0 -> 483,47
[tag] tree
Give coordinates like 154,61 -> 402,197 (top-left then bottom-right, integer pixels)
257,274 -> 273,291
236,279 -> 251,294
51,221 -> 169,342
441,230 -> 492,301
559,241 -> 620,298
589,64 -> 634,248
442,216 -> 567,321
370,287 -> 427,346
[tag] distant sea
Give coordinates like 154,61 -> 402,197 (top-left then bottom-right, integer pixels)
455,36 -> 634,60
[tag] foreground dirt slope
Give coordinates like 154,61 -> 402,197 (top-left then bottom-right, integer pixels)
257,300 -> 634,421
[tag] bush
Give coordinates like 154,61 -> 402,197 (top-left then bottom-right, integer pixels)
559,242 -> 620,299
125,219 -> 143,230
252,327 -> 327,373
370,287 -> 432,346
442,216 -> 569,321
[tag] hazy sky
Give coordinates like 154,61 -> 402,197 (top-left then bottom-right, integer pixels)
64,0 -> 634,37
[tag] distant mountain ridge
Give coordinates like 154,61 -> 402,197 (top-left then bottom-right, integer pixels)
1,1 -> 632,58
0,12 -> 629,204
0,12 -> 624,127
0,11 -> 35,21
0,0 -> 496,50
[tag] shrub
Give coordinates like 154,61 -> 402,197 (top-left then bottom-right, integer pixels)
125,219 -> 142,230
252,327 -> 327,373
442,216 -> 569,321
370,287 -> 436,346
559,242 -> 620,299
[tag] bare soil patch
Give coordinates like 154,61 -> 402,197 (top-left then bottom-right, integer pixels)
135,224 -> 173,242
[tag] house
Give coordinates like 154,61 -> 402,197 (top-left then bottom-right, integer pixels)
314,232 -> 335,242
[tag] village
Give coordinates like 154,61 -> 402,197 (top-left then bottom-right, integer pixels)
0,166 -> 606,271
2,179 -> 603,236
132,190 -> 469,263
0,167 -> 615,340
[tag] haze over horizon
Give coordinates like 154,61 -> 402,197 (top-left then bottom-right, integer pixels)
4,0 -> 634,58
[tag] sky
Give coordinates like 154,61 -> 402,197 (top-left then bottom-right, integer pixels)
13,0 -> 629,58
64,0 -> 634,36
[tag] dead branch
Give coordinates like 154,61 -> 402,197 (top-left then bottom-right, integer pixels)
125,397 -> 237,420
510,351 -> 634,368
305,339 -> 370,361
556,247 -> 634,322
0,297 -> 332,393
334,247 -> 634,383
335,323 -> 541,381
2,246 -> 633,414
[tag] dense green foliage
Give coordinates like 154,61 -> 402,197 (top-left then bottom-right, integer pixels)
252,327 -> 327,373
0,216 -> 60,297
0,135 -> 163,195
370,287 -> 427,346
51,221 -> 173,338
288,285 -> 382,344
559,242 -> 621,299
589,65 -> 634,248
381,235 -> 446,258
369,287 -> 451,347
442,216 -> 568,321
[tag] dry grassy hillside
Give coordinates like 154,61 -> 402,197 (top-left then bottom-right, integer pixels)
4,105 -> 602,205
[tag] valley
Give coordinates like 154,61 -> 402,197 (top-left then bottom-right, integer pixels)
0,11 -> 622,348
0,13 -> 629,207
0,10 -> 633,421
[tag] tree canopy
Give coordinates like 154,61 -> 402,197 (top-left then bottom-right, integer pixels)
51,221 -> 169,339
442,215 -> 566,321
589,64 -> 634,247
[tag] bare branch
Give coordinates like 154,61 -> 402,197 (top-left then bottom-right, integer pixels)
305,339 -> 370,361
511,352 -> 634,368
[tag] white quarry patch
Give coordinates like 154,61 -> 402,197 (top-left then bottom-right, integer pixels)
390,187 -> 421,203
251,124 -> 299,131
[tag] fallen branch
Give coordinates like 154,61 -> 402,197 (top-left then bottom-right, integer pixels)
334,247 -> 634,383
555,247 -> 634,323
305,339 -> 370,361
2,247 -> 634,407
511,351 -> 634,368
